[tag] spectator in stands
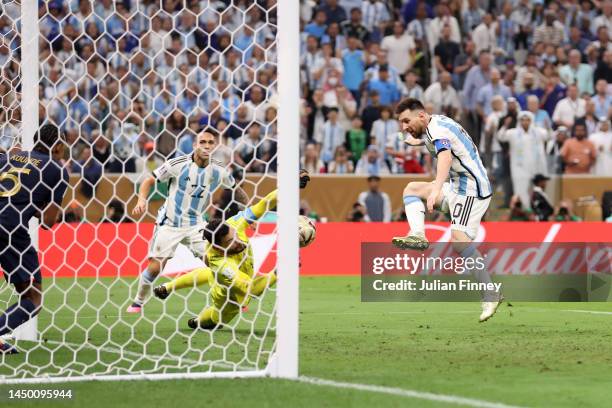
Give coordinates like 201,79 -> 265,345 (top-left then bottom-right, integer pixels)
476,68 -> 512,122
345,116 -> 367,166
534,9 -> 565,47
592,79 -> 612,119
503,195 -> 535,221
370,106 -> 398,157
496,2 -> 516,64
322,23 -> 347,55
463,50 -> 492,143
516,72 -> 544,110
540,73 -> 567,118
559,49 -> 595,95
317,107 -> 345,165
357,175 -> 391,222
554,200 -> 582,221
482,95 -> 506,168
452,38 -> 475,89
553,84 -> 587,129
428,1 -> 461,53
434,24 -> 461,76
560,121 -> 597,174
462,0 -> 485,35
367,64 -> 400,106
595,50 -> 612,83
313,42 -> 343,89
361,90 -> 382,135
423,71 -> 460,119
584,100 -> 601,136
361,0 -> 391,43
234,122 -> 267,173
531,174 -> 554,221
102,199 -> 132,223
546,126 -> 570,175
472,13 -> 496,56
347,201 -> 368,222
63,201 -> 84,223
341,36 -> 366,104
302,35 -> 323,92
317,0 -> 347,25
498,111 -> 549,208
526,95 -> 553,133
402,70 -> 424,100
341,7 -> 369,43
355,145 -> 390,175
245,85 -> 268,123
91,131 -> 111,169
589,119 -> 612,176
328,145 -> 355,174
300,142 -> 326,174
381,21 -> 415,77
406,2 -> 431,51
304,9 -> 327,40
323,80 -> 357,131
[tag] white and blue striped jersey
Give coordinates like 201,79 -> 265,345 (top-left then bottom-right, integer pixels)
152,154 -> 235,227
424,115 -> 492,199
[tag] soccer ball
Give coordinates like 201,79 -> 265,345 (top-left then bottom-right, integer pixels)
298,215 -> 316,248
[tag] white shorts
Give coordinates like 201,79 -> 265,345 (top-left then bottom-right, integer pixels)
148,224 -> 208,259
442,183 -> 490,240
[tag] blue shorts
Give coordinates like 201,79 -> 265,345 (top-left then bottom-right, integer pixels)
0,228 -> 41,285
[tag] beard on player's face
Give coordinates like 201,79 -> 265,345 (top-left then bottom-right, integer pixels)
402,115 -> 426,138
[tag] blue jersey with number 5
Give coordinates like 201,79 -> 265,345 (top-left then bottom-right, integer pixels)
0,150 -> 68,232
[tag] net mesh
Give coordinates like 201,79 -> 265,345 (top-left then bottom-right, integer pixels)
0,0 -> 280,380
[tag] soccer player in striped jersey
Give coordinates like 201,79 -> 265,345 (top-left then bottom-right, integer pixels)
127,128 -> 247,313
391,98 -> 502,322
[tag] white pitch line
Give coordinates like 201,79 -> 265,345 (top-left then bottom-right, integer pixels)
562,310 -> 612,315
304,310 -> 474,316
297,376 -> 524,408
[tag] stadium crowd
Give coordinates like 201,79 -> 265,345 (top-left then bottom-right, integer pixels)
0,0 -> 279,178
0,0 -> 609,219
298,0 -> 611,212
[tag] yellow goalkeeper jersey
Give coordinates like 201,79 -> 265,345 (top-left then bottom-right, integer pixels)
205,190 -> 277,294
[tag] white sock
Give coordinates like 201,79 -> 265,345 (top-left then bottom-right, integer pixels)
461,246 -> 499,302
403,195 -> 425,237
134,269 -> 156,305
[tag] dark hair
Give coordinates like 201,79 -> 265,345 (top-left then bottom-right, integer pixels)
34,123 -> 63,153
380,105 -> 393,115
203,218 -> 230,246
379,64 -> 389,72
395,98 -> 425,115
200,126 -> 219,139
572,118 -> 587,133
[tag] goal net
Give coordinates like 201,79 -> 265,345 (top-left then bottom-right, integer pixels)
0,0 -> 298,382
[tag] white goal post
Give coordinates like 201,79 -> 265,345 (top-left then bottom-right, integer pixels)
0,0 -> 299,383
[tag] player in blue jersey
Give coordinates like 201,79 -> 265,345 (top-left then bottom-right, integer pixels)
0,124 -> 69,353
391,98 -> 502,322
127,128 -> 248,313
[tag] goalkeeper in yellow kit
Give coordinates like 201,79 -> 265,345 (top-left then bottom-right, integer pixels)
153,171 -> 310,329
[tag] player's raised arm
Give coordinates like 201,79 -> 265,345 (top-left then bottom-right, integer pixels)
401,133 -> 426,147
245,189 -> 278,222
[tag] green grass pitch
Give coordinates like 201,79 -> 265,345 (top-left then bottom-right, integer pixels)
1,276 -> 612,407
